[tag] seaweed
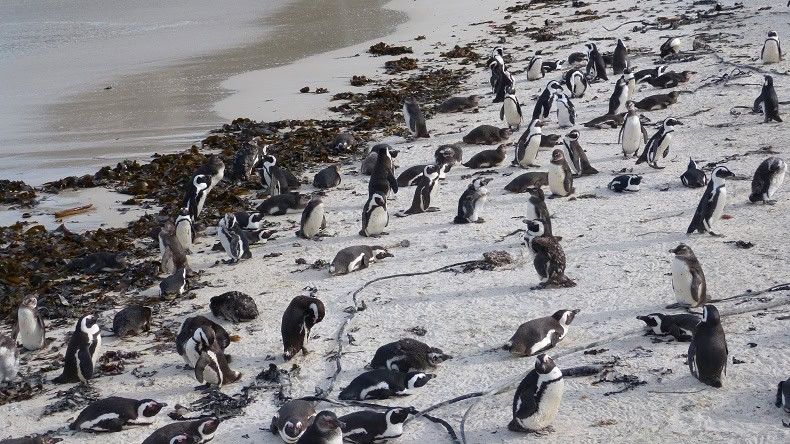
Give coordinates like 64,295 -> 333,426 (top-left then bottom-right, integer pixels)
384,57 -> 418,74
368,42 -> 413,56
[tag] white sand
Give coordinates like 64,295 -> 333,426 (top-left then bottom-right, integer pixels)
3,0 -> 790,442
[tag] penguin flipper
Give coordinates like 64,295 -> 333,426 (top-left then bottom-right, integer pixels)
687,342 -> 698,377
753,94 -> 764,113
388,172 -> 399,195
776,381 -> 785,408
194,353 -> 209,384
500,104 -> 505,121
11,323 -> 19,343
77,347 -> 94,381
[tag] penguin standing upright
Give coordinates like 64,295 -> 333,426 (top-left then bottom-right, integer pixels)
526,52 -> 544,80
688,305 -> 728,388
397,165 -> 440,216
159,268 -> 188,299
500,91 -> 523,130
194,155 -> 225,195
218,213 -> 250,263
680,158 -> 708,188
608,76 -> 629,114
687,166 -> 735,235
360,193 -> 389,237
504,310 -> 579,356
523,219 -> 575,288
183,174 -> 210,220
296,411 -> 344,444
70,397 -> 167,432
12,296 -> 45,351
259,155 -> 291,196
749,157 -> 787,203
524,185 -> 551,228
174,208 -> 194,254
368,144 -> 399,200
660,37 -> 681,58
561,130 -> 598,176
563,69 -> 588,98
585,43 -> 608,81
402,97 -> 429,138
0,334 -> 19,382
554,92 -> 576,128
281,296 -> 325,360
753,75 -> 782,123
508,354 -> 565,433
514,119 -> 544,168
775,377 -> 790,414
619,102 -> 648,158
636,117 -> 682,169
271,400 -> 316,444
548,150 -> 575,197
296,195 -> 326,240
761,31 -> 782,63
53,315 -> 101,383
612,39 -> 628,75
494,67 -> 515,103
454,177 -> 492,224
532,81 -> 563,119
670,244 -> 708,308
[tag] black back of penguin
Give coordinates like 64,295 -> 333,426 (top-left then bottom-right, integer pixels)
339,408 -> 409,444
338,369 -> 434,400
71,397 -> 165,432
369,338 -> 452,372
688,304 -> 728,388
368,145 -> 399,198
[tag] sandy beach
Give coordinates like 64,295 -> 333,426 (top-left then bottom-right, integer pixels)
2,0 -> 790,443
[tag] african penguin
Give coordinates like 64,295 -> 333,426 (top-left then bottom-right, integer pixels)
554,92 -> 576,128
775,376 -> 790,414
608,174 -> 642,193
525,187 -> 552,236
612,38 -> 628,75
257,193 -> 311,216
183,174 -> 210,220
681,158 -> 708,188
761,31 -> 782,64
313,165 -> 342,189
339,408 -> 410,444
494,67 -> 515,103
13,296 -> 45,351
368,338 -> 452,372
634,91 -> 680,111
500,91 -> 523,130
504,172 -> 549,193
522,219 -> 575,288
368,144 -> 399,200
532,80 -> 563,119
296,195 -> 326,240
160,221 -> 189,274
230,138 -> 266,181
330,245 -> 391,276
548,149 -> 575,197
753,75 -> 782,123
0,435 -> 62,444
619,102 -> 647,158
397,165 -> 440,216
670,243 -> 708,308
69,251 -> 128,274
210,291 -> 259,323
331,133 -> 357,152
634,65 -> 668,83
338,369 -> 434,400
585,42 -> 608,81
561,130 -> 597,176
160,268 -> 188,300
70,397 -> 167,432
636,117 -> 682,169
142,417 -> 220,444
195,341 -> 242,387
217,213 -> 250,262
296,411 -> 344,444
0,334 -> 19,382
360,193 -> 389,237
437,95 -> 481,113
176,315 -> 231,368
749,157 -> 786,203
504,309 -> 579,356
526,52 -> 544,81
234,211 -> 265,230
463,144 -> 507,169
403,97 -> 429,138
608,76 -> 629,115
454,177 -> 492,224
271,400 -> 316,443
514,118 -> 543,168
462,125 -> 512,145
660,37 -> 681,58
583,112 -> 624,129
688,304 -> 728,388
563,68 -> 588,98
623,68 -> 636,100
53,314 -> 101,384
541,59 -> 565,72
636,313 -> 700,342
112,305 -> 152,338
281,296 -> 325,360
687,166 -> 735,235
508,354 -> 564,433
644,70 -> 695,89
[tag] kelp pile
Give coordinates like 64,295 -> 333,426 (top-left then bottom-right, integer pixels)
368,42 -> 413,56
0,180 -> 37,207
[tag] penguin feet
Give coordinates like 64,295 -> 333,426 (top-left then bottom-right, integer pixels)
221,259 -> 240,265
474,218 -> 486,224
765,200 -> 777,206
426,207 -> 440,212
708,231 -> 724,238
301,347 -> 311,356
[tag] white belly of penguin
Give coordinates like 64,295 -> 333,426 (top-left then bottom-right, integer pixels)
302,207 -> 324,238
529,330 -> 556,355
622,119 -> 642,154
519,378 -> 565,430
671,258 -> 696,305
627,79 -> 635,99
612,90 -> 628,114
471,195 -> 487,221
348,253 -> 368,273
17,310 -> 43,350
527,63 -> 543,80
366,206 -> 388,235
560,145 -> 578,175
521,139 -> 541,166
653,134 -> 672,161
525,202 -> 538,221
176,223 -> 192,253
573,76 -> 586,97
202,351 -> 222,385
402,104 -> 414,135
548,163 -> 567,195
505,101 -> 521,128
708,188 -> 727,230
557,105 -> 572,128
763,41 -> 781,63
80,413 -> 121,431
381,422 -> 404,439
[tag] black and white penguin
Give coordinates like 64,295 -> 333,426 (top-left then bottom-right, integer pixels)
634,65 -> 668,83
504,172 -> 549,193
0,333 -> 19,382
500,91 -> 523,130
561,130 -> 597,176
608,76 -> 629,115
688,304 -> 728,388
176,315 -> 230,367
142,417 -> 220,444
762,31 -> 782,64
753,74 -> 782,123
257,193 -> 311,216
541,59 -> 565,73
281,296 -> 325,360
526,52 -> 544,81
12,296 -> 45,351
554,92 -> 576,128
159,268 -> 188,299
296,195 -> 326,240
775,377 -> 790,414
113,305 -> 152,338
259,155 -> 284,195
608,174 -> 642,193
339,370 -> 434,400
749,157 -> 786,203
368,144 -> 399,199
644,70 -> 695,89
634,91 -> 680,112
174,208 -> 194,254
548,150 -> 574,197
329,245 -> 391,276
368,338 -> 452,372
53,315 -> 101,383
563,68 -> 588,98
0,435 -> 62,444
296,411 -> 344,444
194,155 -> 225,196
494,67 -> 515,103
585,43 -> 608,81
313,165 -> 342,189
660,37 -> 681,58
69,251 -> 128,274
612,38 -> 629,75
339,408 -> 409,444
360,193 -> 389,237
183,174 -> 210,220
636,117 -> 682,169
623,68 -> 636,100
636,312 -> 700,342
462,125 -> 512,145
234,211 -> 265,230
195,341 -> 242,387
525,187 -> 552,236
680,158 -> 708,188
210,291 -> 259,323
508,354 -> 564,433
504,309 -> 579,356
397,165 -> 440,216
217,213 -> 251,262
583,112 -> 625,129
522,219 -> 575,288
532,80 -> 563,119
70,397 -> 167,432
687,166 -> 735,235
454,177 -> 492,224
435,144 -> 463,170
271,400 -> 316,443
396,164 -> 428,187
670,243 -> 708,308
331,133 -> 357,152
514,118 -> 543,168
403,97 -> 429,138
437,95 -> 481,113
463,144 -> 507,169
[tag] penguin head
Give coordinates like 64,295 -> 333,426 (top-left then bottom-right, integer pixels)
403,96 -> 416,106
550,149 -> 565,164
617,38 -> 625,48
22,296 -> 38,309
424,164 -> 441,179
764,74 -> 774,87
669,243 -> 694,256
79,315 -> 98,333
262,155 -> 277,167
223,213 -> 237,229
623,68 -> 634,80
372,247 -> 393,260
554,92 -> 567,104
428,347 -> 453,365
523,219 -> 546,239
386,408 -> 411,425
161,221 -> 177,236
194,326 -> 216,348
534,354 -> 557,375
547,80 -> 563,92
208,155 -> 225,169
529,118 -> 544,131
687,157 -> 697,170
468,94 -> 482,105
306,300 -> 326,326
499,128 -> 514,140
628,175 -> 643,186
369,193 -> 386,210
701,304 -> 721,325
313,411 -> 344,434
564,129 -> 580,142
406,372 -> 435,389
768,31 -> 778,38
663,117 -> 682,129
552,309 -> 580,326
712,166 -> 735,181
680,70 -> 696,81
492,46 -> 504,58
527,187 -> 545,201
138,399 -> 167,418
283,420 -> 305,439
194,174 -> 210,189
636,314 -> 662,329
197,417 -> 221,438
296,193 -> 312,208
585,42 -> 597,54
178,207 -> 190,218
471,177 -> 493,189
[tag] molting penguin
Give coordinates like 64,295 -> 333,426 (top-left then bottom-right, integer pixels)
281,296 -> 325,360
160,221 -> 188,274
69,251 -> 128,274
753,75 -> 782,123
142,417 -> 220,444
174,208 -> 194,254
500,91 -> 523,130
688,304 -> 728,388
271,400 -> 316,444
0,334 -> 19,382
612,39 -> 629,75
183,174 -> 210,220
608,174 -> 642,192
53,315 -> 101,383
331,133 -> 357,153
12,296 -> 45,351
257,193 -> 311,216
454,177 -> 492,224
176,316 -> 230,368
339,408 -> 410,444
561,130 -> 597,176
634,91 -> 680,111
70,397 -> 167,432
313,165 -> 342,189
522,219 -> 575,288
160,268 -> 188,299
514,118 -> 543,167
339,370 -> 434,400
217,213 -> 250,262
554,92 -> 576,128
403,97 -> 429,138
296,195 -> 326,240
463,145 -> 507,169
368,338 -> 452,372
437,95 -> 481,113
680,158 -> 708,188
636,117 -> 682,169
368,144 -> 399,199
563,68 -> 588,98
687,166 -> 735,235
504,172 -> 549,193
462,125 -> 512,145
397,165 -> 440,216
210,291 -> 259,323
548,150 -> 575,197
525,187 -> 552,236
660,37 -> 681,58
112,305 -> 152,338
749,157 -> 786,203
330,245 -> 391,276
296,411 -> 344,444
504,309 -> 579,356
435,144 -> 463,169
230,138 -> 266,181
636,312 -> 700,342
360,193 -> 389,237
526,52 -> 544,81
532,80 -> 563,119
508,354 -> 564,433
585,43 -> 608,81
195,340 -> 241,387
761,31 -> 782,64
670,244 -> 708,308
608,76 -> 629,115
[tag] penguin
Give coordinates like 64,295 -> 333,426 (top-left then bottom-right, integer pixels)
623,68 -> 636,100
397,165 -> 440,216
687,165 -> 735,235
12,296 -> 45,351
583,112 -> 625,129
522,219 -> 575,288
500,91 -> 523,130
142,417 -> 220,444
183,174 -> 210,220
396,164 -> 428,187
368,144 -> 399,199
636,117 -> 682,169
296,195 -> 326,240
70,397 -> 167,432
644,70 -> 695,88
257,193 -> 311,216
69,251 -> 128,274
563,68 -> 588,98
210,291 -> 259,323
160,221 -> 189,274
53,314 -> 101,384
338,370 -> 434,400
554,92 -> 576,128
435,144 -> 463,169
368,338 -> 452,372
0,334 -> 19,382
329,245 -> 391,276
612,38 -> 628,75
281,296 -> 325,360
402,97 -> 429,138
749,157 -> 786,203
585,43 -> 608,81
540,133 -> 561,149
259,155 -> 286,196
491,45 -> 505,66
532,80 -> 563,119
680,158 -> 708,188
313,165 -> 342,189
634,65 -> 666,84
504,172 -> 549,193
670,243 -> 708,308
660,37 -> 681,58
360,150 -> 378,176
360,193 -> 389,237
195,341 -> 241,387
761,31 -> 782,64
775,377 -> 790,414
525,187 -> 552,236
454,177 -> 492,224
494,67 -> 515,103
463,145 -> 507,169
489,60 -> 502,94
331,133 -> 357,152
174,208 -> 194,254
526,52 -> 544,80
437,95 -> 481,113
608,174 -> 642,192
296,411 -> 344,444
176,316 -> 230,368
636,313 -> 700,342
217,213 -> 250,262
561,130 -> 597,176
505,309 -> 579,357
753,74 -> 782,123
541,59 -> 565,73
514,118 -> 543,168
271,400 -> 316,443
462,125 -> 512,145
0,436 -> 62,444
230,138 -> 266,181
193,155 -> 225,197
112,305 -> 152,338
608,76 -> 629,115
234,212 -> 265,231
339,408 -> 409,444
688,304 -> 728,388
634,91 -> 680,111
548,150 -> 575,197
508,354 -> 564,433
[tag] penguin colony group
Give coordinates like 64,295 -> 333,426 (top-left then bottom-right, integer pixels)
2,3 -> 790,444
